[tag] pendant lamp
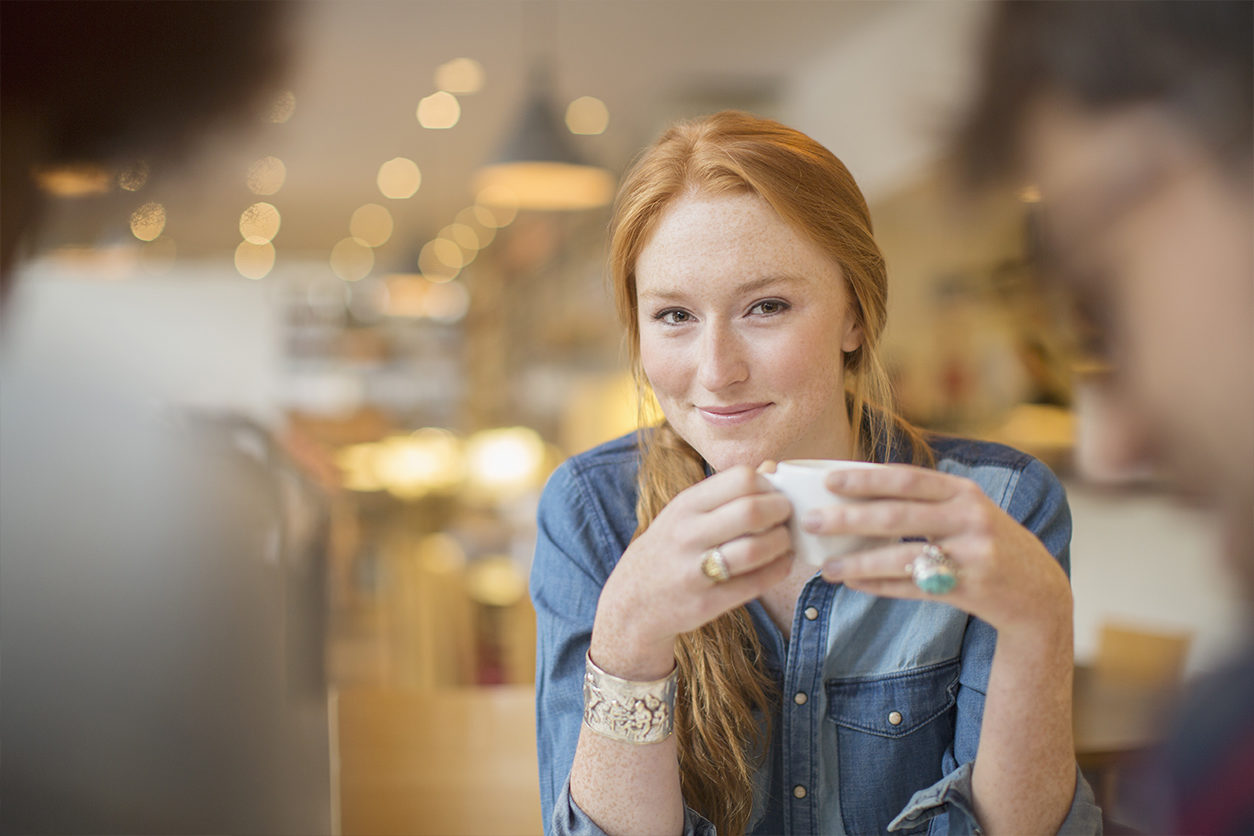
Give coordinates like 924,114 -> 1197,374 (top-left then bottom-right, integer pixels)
474,70 -> 615,212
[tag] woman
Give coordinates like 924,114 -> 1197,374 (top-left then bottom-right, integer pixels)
531,112 -> 1099,835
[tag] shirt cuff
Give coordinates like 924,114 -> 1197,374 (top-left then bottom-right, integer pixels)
887,762 -> 1103,835
550,779 -> 717,836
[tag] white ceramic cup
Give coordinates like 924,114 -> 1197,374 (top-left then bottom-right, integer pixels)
763,459 -> 889,566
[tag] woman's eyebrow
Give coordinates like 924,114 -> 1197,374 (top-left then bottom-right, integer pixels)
638,274 -> 805,302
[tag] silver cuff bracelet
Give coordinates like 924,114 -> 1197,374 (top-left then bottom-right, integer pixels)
582,651 -> 678,745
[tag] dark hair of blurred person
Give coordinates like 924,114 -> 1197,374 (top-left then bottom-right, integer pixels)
0,0 -> 290,292
959,2 -> 1253,833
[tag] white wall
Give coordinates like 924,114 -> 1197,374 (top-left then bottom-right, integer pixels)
2,260 -> 281,426
1067,482 -> 1246,676
780,0 -> 988,202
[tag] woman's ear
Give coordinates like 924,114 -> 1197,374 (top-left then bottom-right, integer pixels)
841,318 -> 863,354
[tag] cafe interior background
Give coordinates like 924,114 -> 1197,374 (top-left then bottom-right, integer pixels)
1,1 -> 1246,834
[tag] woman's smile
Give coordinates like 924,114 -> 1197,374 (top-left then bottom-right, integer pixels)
696,402 -> 772,425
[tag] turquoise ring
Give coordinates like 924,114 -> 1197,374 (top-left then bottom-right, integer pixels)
910,543 -> 958,595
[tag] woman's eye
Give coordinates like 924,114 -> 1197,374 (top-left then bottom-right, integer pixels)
655,309 -> 692,325
749,299 -> 789,316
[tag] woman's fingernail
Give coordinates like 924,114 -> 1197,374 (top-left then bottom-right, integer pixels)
802,510 -> 823,532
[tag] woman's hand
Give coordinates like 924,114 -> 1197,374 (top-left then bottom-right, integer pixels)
808,465 -> 1072,635
590,465 -> 794,680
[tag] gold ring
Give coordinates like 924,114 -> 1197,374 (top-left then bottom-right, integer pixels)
700,547 -> 731,583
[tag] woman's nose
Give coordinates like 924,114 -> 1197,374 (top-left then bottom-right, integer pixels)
696,323 -> 749,391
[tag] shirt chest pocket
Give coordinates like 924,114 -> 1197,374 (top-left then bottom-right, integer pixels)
824,659 -> 961,834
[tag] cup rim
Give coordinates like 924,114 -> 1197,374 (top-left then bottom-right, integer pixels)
775,458 -> 884,470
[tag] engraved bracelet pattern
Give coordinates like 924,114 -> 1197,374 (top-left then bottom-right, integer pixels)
582,651 -> 678,745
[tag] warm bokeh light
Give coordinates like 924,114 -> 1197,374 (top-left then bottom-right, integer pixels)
455,206 -> 498,247
466,556 -> 527,607
565,96 -> 610,135
433,238 -> 465,269
417,532 -> 467,574
474,185 -> 518,226
441,222 -> 481,253
1018,184 -> 1043,203
129,202 -> 167,242
139,236 -> 177,275
335,443 -> 387,492
239,202 -> 281,244
474,162 -> 614,211
465,427 -> 547,501
235,240 -> 276,280
267,89 -> 296,124
383,274 -> 470,322
425,280 -> 470,322
373,429 -> 466,500
377,157 -> 422,199
330,237 -> 374,281
246,156 -> 287,195
418,241 -> 461,281
35,164 -> 112,197
417,91 -> 461,129
435,57 -> 485,95
350,203 -> 394,248
117,160 -> 150,192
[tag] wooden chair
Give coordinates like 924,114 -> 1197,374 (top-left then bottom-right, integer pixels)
336,685 -> 542,836
1093,622 -> 1192,686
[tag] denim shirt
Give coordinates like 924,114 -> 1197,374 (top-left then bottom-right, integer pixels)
531,432 -> 1101,835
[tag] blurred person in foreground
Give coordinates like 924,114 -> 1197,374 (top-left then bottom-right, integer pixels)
959,1 -> 1253,832
531,111 -> 1100,836
1,4 -> 332,834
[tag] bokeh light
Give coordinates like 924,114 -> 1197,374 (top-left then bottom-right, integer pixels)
442,222 -> 481,253
330,237 -> 374,281
129,202 -> 166,242
350,203 -> 394,248
456,206 -> 497,247
474,186 -> 518,227
465,427 -> 547,500
1018,184 -> 1043,203
239,202 -> 281,244
417,91 -> 461,129
246,156 -> 286,195
235,240 -> 276,280
377,157 -> 422,199
117,160 -> 150,192
266,89 -> 296,124
565,96 -> 609,135
466,556 -> 527,607
435,57 -> 485,94
380,428 -> 466,499
35,164 -> 111,197
418,241 -> 461,282
384,274 -> 470,322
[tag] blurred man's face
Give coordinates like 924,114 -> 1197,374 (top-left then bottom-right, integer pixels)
1024,100 -> 1254,513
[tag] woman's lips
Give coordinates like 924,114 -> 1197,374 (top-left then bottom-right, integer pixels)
696,402 -> 771,426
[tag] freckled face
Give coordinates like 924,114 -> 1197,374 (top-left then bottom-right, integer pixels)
634,191 -> 863,472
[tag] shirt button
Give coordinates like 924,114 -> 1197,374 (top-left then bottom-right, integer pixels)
803,607 -> 819,621
888,710 -> 903,726
793,785 -> 807,799
793,691 -> 808,706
